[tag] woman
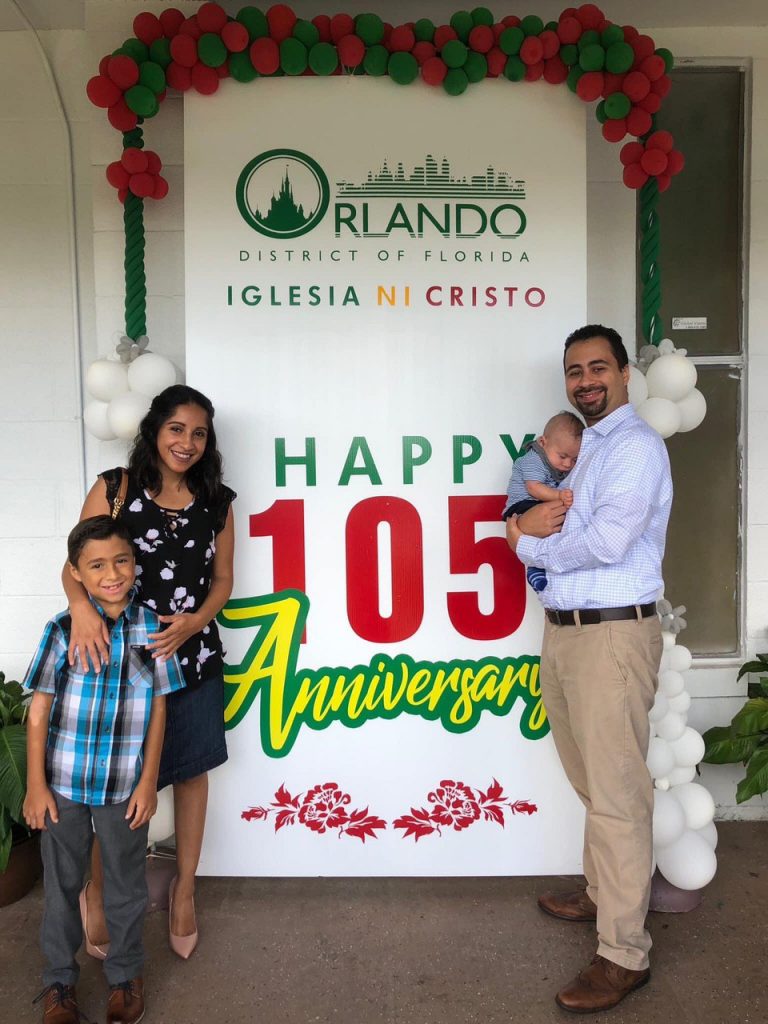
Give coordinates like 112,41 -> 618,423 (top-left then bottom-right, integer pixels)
64,384 -> 235,959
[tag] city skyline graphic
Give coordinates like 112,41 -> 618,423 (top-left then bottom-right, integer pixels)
335,155 -> 526,199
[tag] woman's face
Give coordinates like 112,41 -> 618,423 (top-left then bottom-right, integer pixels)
156,403 -> 210,476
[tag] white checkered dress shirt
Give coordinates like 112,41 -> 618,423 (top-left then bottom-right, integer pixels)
515,404 -> 672,610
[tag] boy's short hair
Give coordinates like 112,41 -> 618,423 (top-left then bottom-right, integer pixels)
544,411 -> 585,438
67,516 -> 135,567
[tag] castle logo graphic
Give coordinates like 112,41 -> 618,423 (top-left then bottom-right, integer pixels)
236,149 -> 330,239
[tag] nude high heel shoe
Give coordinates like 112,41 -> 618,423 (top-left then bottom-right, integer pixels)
168,876 -> 198,959
79,880 -> 110,960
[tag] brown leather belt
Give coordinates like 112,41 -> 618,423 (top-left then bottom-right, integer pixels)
546,603 -> 657,626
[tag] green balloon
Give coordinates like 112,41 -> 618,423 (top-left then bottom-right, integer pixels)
464,51 -> 487,82
605,41 -> 634,74
293,19 -> 319,48
229,50 -> 258,82
566,66 -> 584,93
122,38 -> 149,63
521,14 -> 544,36
388,51 -> 418,85
149,38 -> 172,69
601,25 -> 624,46
471,7 -> 494,26
237,6 -> 268,40
449,10 -> 473,42
579,44 -> 605,72
604,92 -> 631,119
280,37 -> 307,76
503,55 -> 525,82
308,41 -> 338,76
138,60 -> 166,94
355,13 -> 384,45
545,20 -> 559,32
444,68 -> 469,95
560,44 -> 579,66
595,100 -> 608,124
499,26 -> 524,55
363,44 -> 388,77
578,30 -> 600,50
198,33 -> 228,68
414,18 -> 435,42
656,47 -> 674,72
442,39 -> 468,68
125,84 -> 158,118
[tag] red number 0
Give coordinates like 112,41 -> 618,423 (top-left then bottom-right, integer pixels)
446,495 -> 526,640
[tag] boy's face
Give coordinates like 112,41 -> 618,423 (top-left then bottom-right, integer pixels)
539,429 -> 581,473
69,536 -> 136,612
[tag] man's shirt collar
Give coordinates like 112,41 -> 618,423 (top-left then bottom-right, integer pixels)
586,402 -> 635,437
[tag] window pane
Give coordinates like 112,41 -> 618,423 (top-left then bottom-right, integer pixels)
662,365 -> 740,655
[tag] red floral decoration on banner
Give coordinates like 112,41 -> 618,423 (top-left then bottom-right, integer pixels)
87,3 -> 683,203
393,779 -> 537,841
242,782 -> 387,842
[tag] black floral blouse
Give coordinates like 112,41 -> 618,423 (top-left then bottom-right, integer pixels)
102,467 -> 235,690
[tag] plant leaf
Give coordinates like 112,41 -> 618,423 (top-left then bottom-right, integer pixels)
702,725 -> 760,765
737,660 -> 768,681
0,810 -> 11,873
736,747 -> 768,803
0,724 -> 27,822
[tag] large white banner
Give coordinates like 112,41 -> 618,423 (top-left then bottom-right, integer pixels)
185,77 -> 587,875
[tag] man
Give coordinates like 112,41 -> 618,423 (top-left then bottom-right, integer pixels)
506,325 -> 672,1013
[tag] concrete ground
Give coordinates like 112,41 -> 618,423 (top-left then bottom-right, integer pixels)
3,821 -> 766,1024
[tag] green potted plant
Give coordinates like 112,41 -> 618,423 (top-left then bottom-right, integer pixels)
0,671 -> 41,906
702,653 -> 768,804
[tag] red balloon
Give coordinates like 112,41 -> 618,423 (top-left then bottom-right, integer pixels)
486,46 -> 507,77
639,54 -> 666,81
539,29 -> 560,59
651,74 -> 672,97
666,149 -> 685,175
468,25 -> 494,53
133,12 -> 163,45
338,34 -> 365,67
640,149 -> 668,175
179,16 -> 202,40
646,129 -> 674,153
120,147 -> 148,174
106,161 -> 129,189
389,25 -> 416,52
106,55 -> 139,89
222,21 -> 249,53
170,34 -> 198,68
623,70 -> 650,102
576,71 -> 604,102
98,54 -> 111,76
330,13 -> 355,43
524,60 -> 544,82
627,106 -> 653,137
160,8 -> 185,38
268,4 -> 297,42
502,15 -> 521,27
216,62 -> 230,78
623,163 -> 648,188
560,7 -> 578,17
166,62 -> 192,91
154,176 -> 170,200
421,56 -> 448,85
622,24 -> 639,42
493,23 -> 506,42
86,75 -> 121,108
312,15 -> 331,42
107,99 -> 138,132
191,62 -> 220,94
557,16 -> 582,44
413,41 -> 437,64
576,4 -> 603,30
657,173 -> 672,192
128,172 -> 155,198
638,92 -> 661,113
382,22 -> 393,47
630,34 -> 655,62
602,118 -> 627,142
543,55 -> 568,84
118,188 -> 129,204
250,37 -> 279,75
620,141 -> 644,166
145,151 -> 162,174
197,2 -> 227,33
601,71 -> 625,96
520,36 -> 544,66
434,25 -> 458,49
596,18 -> 611,33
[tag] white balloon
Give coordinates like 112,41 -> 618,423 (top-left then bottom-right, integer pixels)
676,388 -> 707,433
86,359 -> 129,402
645,353 -> 698,402
667,765 -> 696,786
647,736 -> 675,778
655,711 -> 687,742
636,397 -> 683,439
107,391 -> 152,441
127,352 -> 178,398
83,399 -> 117,441
648,693 -> 669,724
654,776 -> 670,790
667,645 -> 692,672
672,781 -> 716,830
669,727 -> 706,767
696,820 -> 719,850
656,829 -> 717,890
658,338 -> 676,355
658,670 -> 685,698
147,787 -> 175,844
628,366 -> 649,408
662,631 -> 676,650
668,691 -> 692,714
653,788 -> 687,847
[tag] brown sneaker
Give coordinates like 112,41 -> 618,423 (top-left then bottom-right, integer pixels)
106,978 -> 144,1024
556,955 -> 650,1013
537,888 -> 597,922
33,984 -> 81,1024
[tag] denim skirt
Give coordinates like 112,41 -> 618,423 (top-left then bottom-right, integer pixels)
157,673 -> 228,790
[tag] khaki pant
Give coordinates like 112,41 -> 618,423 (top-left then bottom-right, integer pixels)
540,614 -> 663,970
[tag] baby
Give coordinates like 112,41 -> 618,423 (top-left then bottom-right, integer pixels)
502,411 -> 584,593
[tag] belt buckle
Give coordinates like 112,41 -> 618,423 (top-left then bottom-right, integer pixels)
550,609 -> 562,626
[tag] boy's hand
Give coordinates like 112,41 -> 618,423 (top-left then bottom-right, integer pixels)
560,488 -> 574,508
126,780 -> 158,830
23,784 -> 59,831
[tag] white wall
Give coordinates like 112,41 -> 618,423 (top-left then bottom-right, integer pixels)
0,1 -> 765,819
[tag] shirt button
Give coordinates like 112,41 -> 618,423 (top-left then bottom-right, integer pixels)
112,660 -> 119,668
109,692 -> 115,699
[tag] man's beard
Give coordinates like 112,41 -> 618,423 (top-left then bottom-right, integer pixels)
573,388 -> 608,417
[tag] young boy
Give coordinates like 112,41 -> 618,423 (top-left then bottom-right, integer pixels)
23,516 -> 185,1024
502,412 -> 584,593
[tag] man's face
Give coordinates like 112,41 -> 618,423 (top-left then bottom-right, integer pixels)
564,336 -> 629,424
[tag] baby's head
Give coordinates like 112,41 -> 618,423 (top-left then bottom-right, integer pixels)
539,412 -> 584,473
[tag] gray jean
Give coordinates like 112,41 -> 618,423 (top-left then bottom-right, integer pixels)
41,790 -> 148,987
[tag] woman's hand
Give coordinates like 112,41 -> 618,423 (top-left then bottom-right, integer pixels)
148,612 -> 205,660
68,601 -> 110,673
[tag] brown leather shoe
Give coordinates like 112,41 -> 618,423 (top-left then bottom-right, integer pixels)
33,984 -> 81,1024
106,978 -> 144,1024
556,955 -> 650,1013
537,888 -> 597,922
